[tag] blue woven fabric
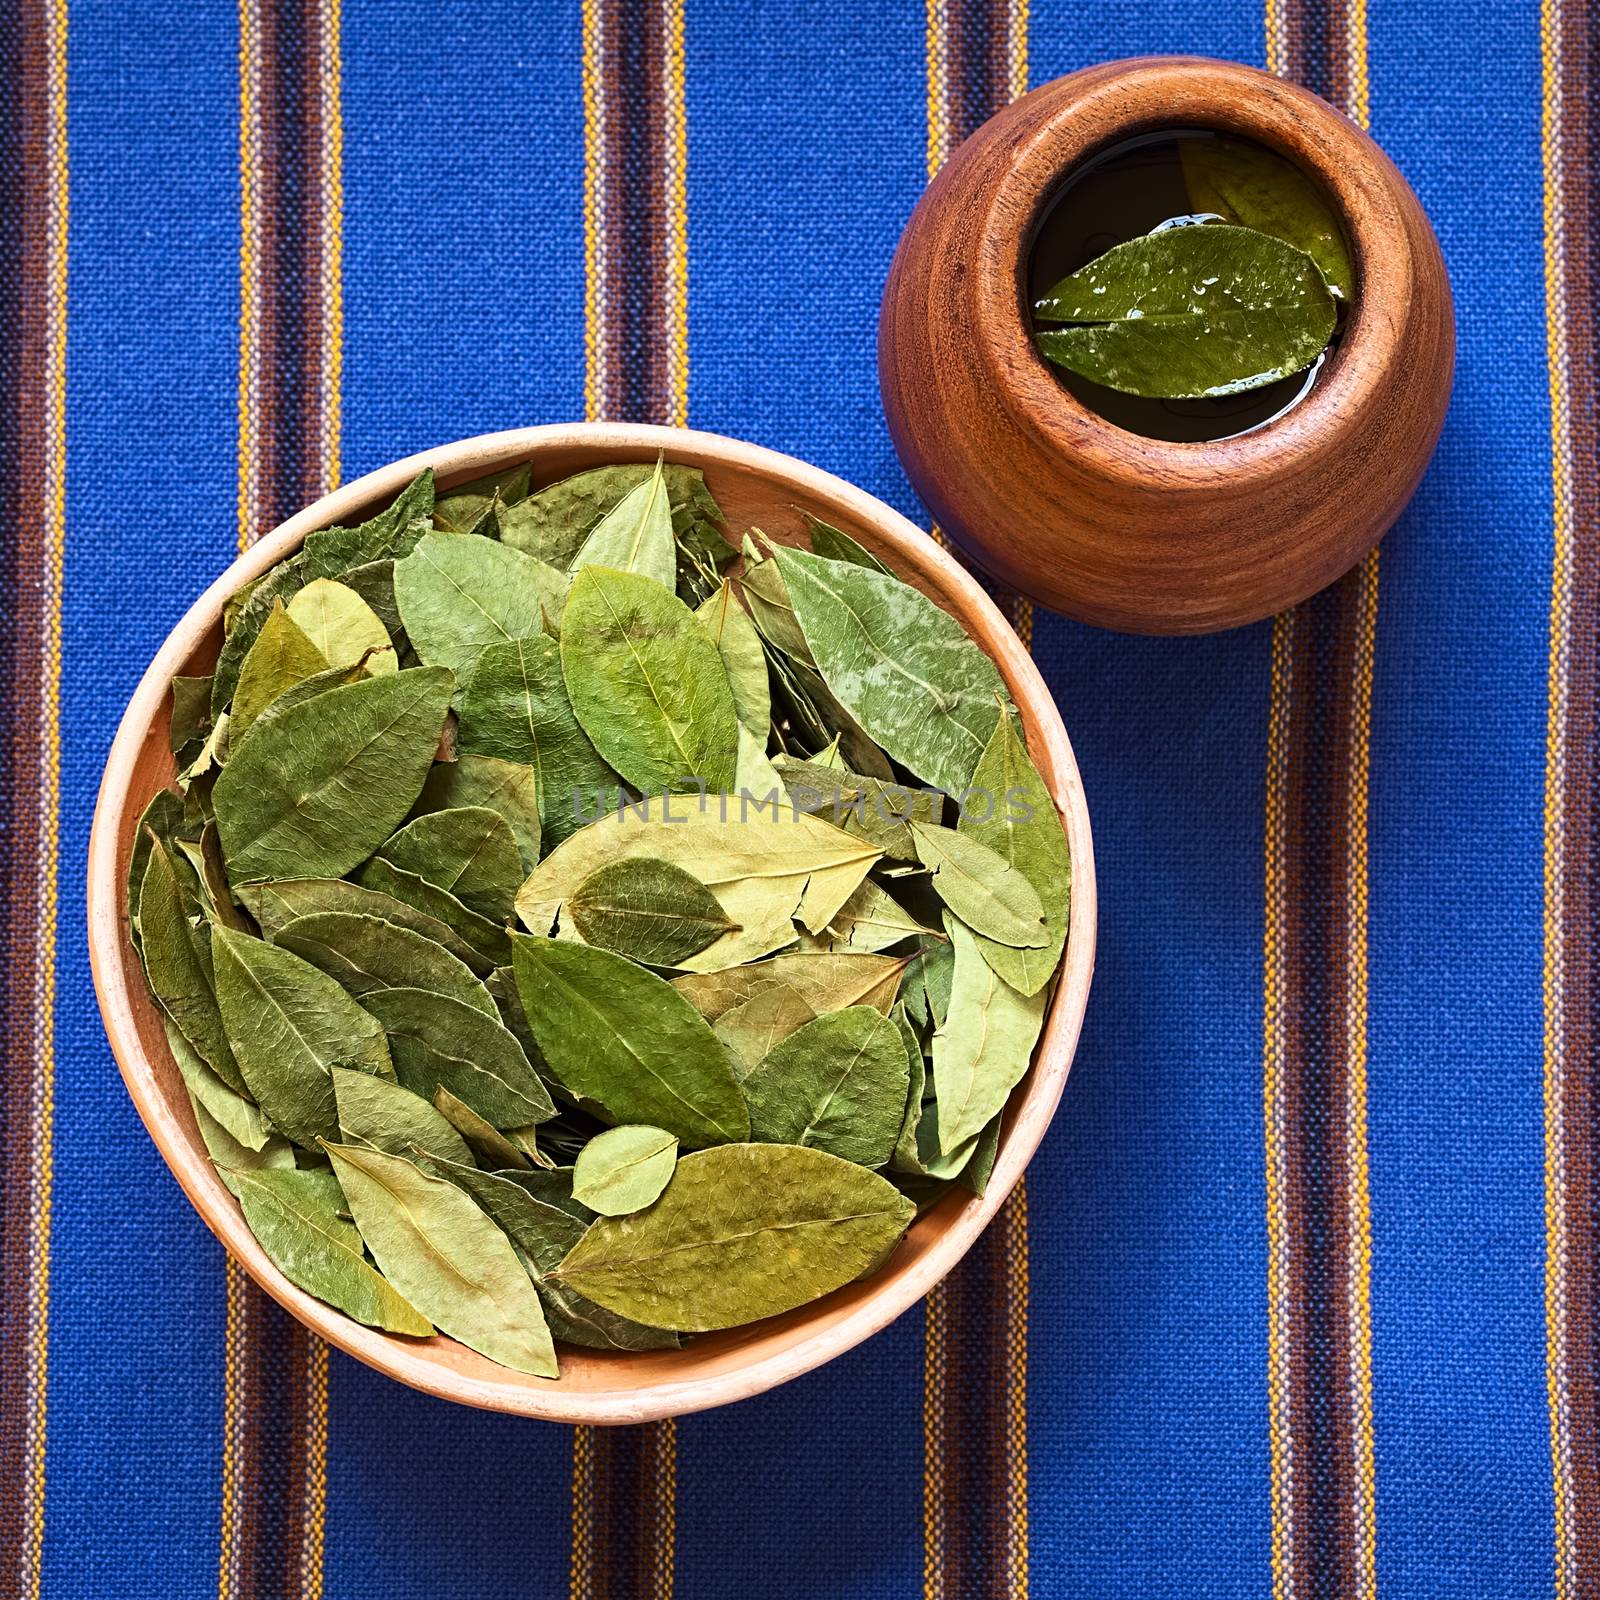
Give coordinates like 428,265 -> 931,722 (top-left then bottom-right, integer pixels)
37,1 -> 1563,1594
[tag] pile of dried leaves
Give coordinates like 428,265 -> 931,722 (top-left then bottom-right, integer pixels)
128,456 -> 1071,1377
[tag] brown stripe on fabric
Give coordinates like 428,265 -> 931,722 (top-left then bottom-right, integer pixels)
226,1 -> 340,1595
593,0 -> 673,424
1263,2 -> 1378,1596
572,2 -> 681,1590
0,0 -> 56,1588
1542,0 -> 1600,1587
922,5 -> 1033,1598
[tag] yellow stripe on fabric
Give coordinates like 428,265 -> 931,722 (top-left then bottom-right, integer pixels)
1346,547 -> 1380,1600
579,0 -> 604,422
663,0 -> 688,429
300,1339 -> 329,1600
23,1 -> 69,1593
1538,0 -> 1578,1588
1003,1184 -> 1031,1592
921,1267 -> 946,1600
235,0 -> 260,554
1261,608 -> 1296,1599
318,0 -> 344,492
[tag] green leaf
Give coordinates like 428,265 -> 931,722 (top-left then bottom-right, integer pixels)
743,1007 -> 909,1168
299,469 -> 436,582
431,1085 -> 536,1171
213,667 -> 452,884
285,578 -> 396,673
212,556 -> 306,718
560,567 -> 740,796
888,1004 -> 928,1177
550,1144 -> 915,1332
695,582 -> 770,737
572,1125 -> 679,1216
457,635 -> 619,848
772,545 -> 1009,795
567,857 -> 738,967
960,712 -> 1071,995
804,515 -> 892,575
500,462 -> 721,571
1180,135 -> 1353,300
415,753 -> 542,870
357,986 -> 554,1129
138,837 -> 246,1093
510,934 -> 749,1147
239,877 -> 493,975
274,910 -> 496,1015
231,600 -> 329,742
229,1164 -> 433,1336
1033,224 -> 1336,399
434,460 -> 531,531
932,917 -> 1046,1155
127,789 -> 189,956
910,820 -> 1048,947
419,1153 -> 678,1351
323,1142 -> 558,1377
211,925 -> 394,1147
355,857 -> 512,970
711,983 -> 817,1075
393,530 -> 568,684
516,798 -> 880,972
164,1015 -> 271,1152
775,755 -> 937,861
672,951 -> 907,1023
570,455 -> 675,589
169,674 -> 214,757
808,878 -> 934,953
378,806 -> 524,924
330,1066 -> 475,1166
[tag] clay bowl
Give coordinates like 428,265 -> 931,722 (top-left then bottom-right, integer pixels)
87,422 -> 1097,1424
879,55 -> 1455,635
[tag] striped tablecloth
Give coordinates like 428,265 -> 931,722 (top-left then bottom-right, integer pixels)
0,0 -> 1584,1594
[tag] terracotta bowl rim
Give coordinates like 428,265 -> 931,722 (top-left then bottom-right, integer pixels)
87,421 -> 1098,1424
978,54 -> 1423,482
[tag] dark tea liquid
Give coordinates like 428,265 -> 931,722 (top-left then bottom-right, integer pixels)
1027,130 -> 1349,443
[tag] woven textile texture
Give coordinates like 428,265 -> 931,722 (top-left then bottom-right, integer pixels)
0,0 -> 1582,1595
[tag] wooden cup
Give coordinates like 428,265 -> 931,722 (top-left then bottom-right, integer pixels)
88,423 -> 1098,1423
879,56 -> 1455,634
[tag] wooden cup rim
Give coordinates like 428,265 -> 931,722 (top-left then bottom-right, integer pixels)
87,422 -> 1098,1424
974,55 -> 1422,484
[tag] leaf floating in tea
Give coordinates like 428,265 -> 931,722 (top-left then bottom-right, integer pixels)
910,820 -> 1048,947
567,856 -> 738,966
571,1125 -> 679,1217
550,1143 -> 916,1332
1179,135 -> 1353,300
743,1007 -> 909,1168
1033,224 -> 1336,399
324,1141 -> 558,1376
228,1164 -> 434,1336
772,545 -> 1010,795
560,567 -> 740,796
213,667 -> 452,884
